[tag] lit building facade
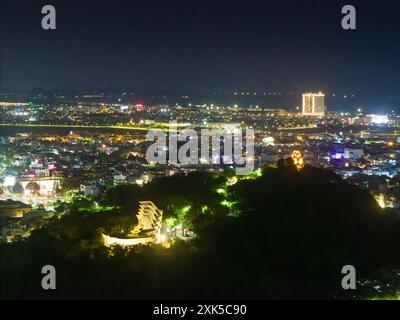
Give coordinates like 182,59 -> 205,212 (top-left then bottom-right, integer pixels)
302,92 -> 326,116
102,201 -> 164,247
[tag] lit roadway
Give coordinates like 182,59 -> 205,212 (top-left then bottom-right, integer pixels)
277,125 -> 318,130
0,123 -> 176,132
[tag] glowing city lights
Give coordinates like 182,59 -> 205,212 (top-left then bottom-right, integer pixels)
291,150 -> 304,169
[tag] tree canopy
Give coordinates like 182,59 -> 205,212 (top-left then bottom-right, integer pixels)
1,161 -> 400,299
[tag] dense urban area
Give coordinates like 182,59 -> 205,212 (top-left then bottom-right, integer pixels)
1,91 -> 400,299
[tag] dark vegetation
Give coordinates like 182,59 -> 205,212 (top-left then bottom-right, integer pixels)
1,159 -> 400,299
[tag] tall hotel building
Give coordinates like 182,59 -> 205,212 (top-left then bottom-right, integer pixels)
302,92 -> 326,116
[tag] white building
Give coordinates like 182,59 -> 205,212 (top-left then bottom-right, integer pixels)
344,148 -> 364,160
302,92 -> 326,116
102,201 -> 163,247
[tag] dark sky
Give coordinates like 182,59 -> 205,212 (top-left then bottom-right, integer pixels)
1,0 -> 400,98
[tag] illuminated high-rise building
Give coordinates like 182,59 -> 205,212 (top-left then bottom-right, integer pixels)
302,92 -> 326,116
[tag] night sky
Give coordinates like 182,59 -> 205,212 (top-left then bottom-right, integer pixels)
1,0 -> 400,106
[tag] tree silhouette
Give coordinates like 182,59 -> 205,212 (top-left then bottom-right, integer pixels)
2,161 -> 400,299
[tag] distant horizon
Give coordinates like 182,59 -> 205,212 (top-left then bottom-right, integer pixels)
0,89 -> 399,113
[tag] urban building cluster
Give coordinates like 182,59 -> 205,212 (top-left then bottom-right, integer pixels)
2,92 -> 400,241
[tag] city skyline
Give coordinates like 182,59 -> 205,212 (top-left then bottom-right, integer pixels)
0,89 -> 398,114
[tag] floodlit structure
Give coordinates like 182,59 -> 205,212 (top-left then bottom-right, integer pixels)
20,176 -> 61,196
291,150 -> 304,169
102,201 -> 163,247
3,175 -> 61,199
302,92 -> 326,116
